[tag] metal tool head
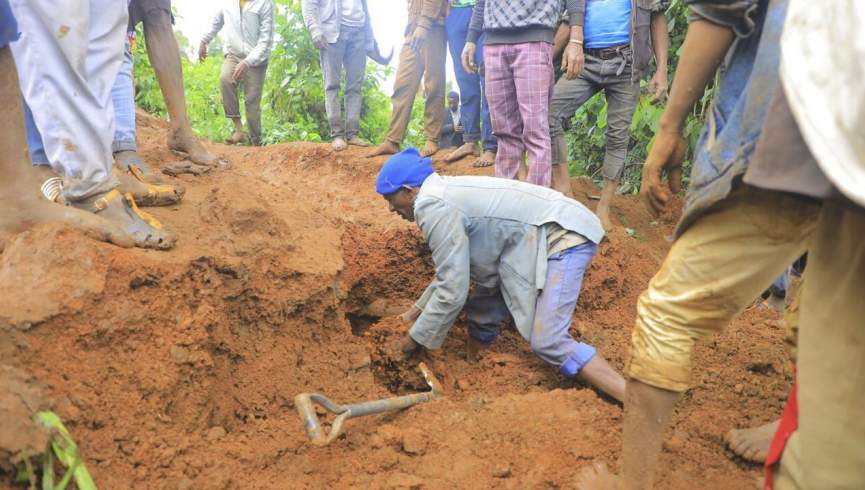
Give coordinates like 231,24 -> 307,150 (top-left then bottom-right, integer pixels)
417,362 -> 443,396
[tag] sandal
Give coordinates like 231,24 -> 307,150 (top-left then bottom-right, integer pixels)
115,166 -> 185,207
73,189 -> 177,250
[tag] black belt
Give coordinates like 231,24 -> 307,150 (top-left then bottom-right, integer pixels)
584,44 -> 630,60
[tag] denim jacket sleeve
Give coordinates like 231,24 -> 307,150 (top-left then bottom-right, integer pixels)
466,0 -> 484,43
408,197 -> 471,350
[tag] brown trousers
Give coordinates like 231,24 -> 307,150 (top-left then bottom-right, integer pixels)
219,53 -> 268,146
385,25 -> 446,145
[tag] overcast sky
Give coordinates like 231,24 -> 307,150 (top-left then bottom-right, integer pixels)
174,0 -> 458,94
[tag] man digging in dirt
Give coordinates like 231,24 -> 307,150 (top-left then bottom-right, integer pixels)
6,0 -> 176,250
376,148 -> 626,402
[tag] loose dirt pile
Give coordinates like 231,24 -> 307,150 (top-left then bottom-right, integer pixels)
0,113 -> 792,489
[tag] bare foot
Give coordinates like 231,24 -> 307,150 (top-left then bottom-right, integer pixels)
332,137 -> 347,152
421,140 -> 439,157
444,142 -> 480,163
114,167 -> 185,207
223,130 -> 245,145
71,190 -> 177,250
366,140 -> 400,158
347,136 -> 370,147
575,462 -> 622,490
0,168 -> 133,248
162,161 -> 211,177
473,150 -> 495,168
168,128 -> 219,166
552,163 -> 574,198
596,179 -> 617,232
725,420 -> 779,463
465,336 -> 490,363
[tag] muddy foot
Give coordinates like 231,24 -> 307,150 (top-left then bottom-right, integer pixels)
115,167 -> 185,207
114,150 -> 157,179
0,169 -> 133,249
725,420 -> 779,463
347,136 -> 370,147
421,141 -> 439,158
366,140 -> 400,158
575,461 -> 621,490
473,150 -> 495,168
168,128 -> 220,166
162,161 -> 212,177
444,142 -> 479,163
332,137 -> 347,152
596,202 -> 613,232
71,190 -> 176,250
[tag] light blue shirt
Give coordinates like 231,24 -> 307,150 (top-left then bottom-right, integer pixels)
408,174 -> 605,350
584,0 -> 632,49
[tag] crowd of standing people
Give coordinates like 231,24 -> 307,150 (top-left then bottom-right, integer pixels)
1,1 -> 863,489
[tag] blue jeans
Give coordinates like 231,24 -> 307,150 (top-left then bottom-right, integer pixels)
445,7 -> 496,152
24,101 -> 49,165
112,39 -> 136,153
466,242 -> 598,376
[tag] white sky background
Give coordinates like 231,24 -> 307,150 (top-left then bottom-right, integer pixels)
173,0 -> 458,95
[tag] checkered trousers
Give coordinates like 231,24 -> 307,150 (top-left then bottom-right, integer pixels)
484,41 -> 554,187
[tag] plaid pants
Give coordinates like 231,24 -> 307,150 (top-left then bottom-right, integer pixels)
484,42 -> 554,187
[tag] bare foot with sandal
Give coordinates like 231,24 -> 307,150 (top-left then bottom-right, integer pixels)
473,150 -> 495,168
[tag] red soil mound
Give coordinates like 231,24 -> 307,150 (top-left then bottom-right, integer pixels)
0,113 -> 790,489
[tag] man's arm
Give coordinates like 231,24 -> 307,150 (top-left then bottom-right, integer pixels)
641,19 -> 735,215
407,198 -> 471,350
244,1 -> 275,67
465,0 -> 484,44
648,11 -> 670,101
201,9 -> 225,46
562,0 -> 585,79
301,0 -> 326,43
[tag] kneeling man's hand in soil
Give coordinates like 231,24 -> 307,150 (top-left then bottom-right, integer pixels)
389,334 -> 422,360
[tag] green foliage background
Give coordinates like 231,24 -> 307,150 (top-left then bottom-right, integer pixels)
134,0 -> 708,191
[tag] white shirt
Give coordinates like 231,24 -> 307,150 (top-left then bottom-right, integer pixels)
781,0 -> 865,207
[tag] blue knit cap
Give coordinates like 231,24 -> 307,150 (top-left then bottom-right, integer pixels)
375,148 -> 434,195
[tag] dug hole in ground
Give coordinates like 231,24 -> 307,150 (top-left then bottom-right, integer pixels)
0,113 -> 792,489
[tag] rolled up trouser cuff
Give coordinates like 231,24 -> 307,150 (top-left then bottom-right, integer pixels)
62,175 -> 119,203
112,138 -> 136,153
559,343 -> 597,377
626,353 -> 690,392
601,152 -> 625,181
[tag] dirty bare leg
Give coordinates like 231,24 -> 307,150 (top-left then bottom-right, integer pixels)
725,420 -> 780,463
596,178 -> 617,231
552,163 -> 574,197
0,47 -> 132,248
577,355 -> 626,403
141,9 -> 217,165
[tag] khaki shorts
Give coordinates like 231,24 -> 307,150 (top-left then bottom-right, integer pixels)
626,183 -> 818,392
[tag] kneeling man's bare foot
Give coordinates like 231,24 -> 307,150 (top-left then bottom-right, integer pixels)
575,462 -> 621,490
421,140 -> 439,157
444,142 -> 479,163
366,140 -> 400,158
725,420 -> 779,463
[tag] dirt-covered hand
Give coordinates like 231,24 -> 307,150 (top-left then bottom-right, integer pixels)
409,25 -> 428,54
462,42 -> 478,74
640,128 -> 686,216
232,61 -> 249,82
389,334 -> 421,360
198,41 -> 208,62
562,42 -> 585,80
648,71 -> 668,103
312,34 -> 328,50
399,305 -> 421,323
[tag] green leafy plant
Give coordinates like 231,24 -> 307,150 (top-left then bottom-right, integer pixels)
15,411 -> 96,490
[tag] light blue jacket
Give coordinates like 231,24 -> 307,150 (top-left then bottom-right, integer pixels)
409,174 -> 604,349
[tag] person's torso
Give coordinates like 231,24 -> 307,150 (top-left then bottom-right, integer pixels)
584,0 -> 632,48
221,0 -> 271,55
482,0 -> 562,34
340,0 -> 366,27
408,0 -> 449,25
